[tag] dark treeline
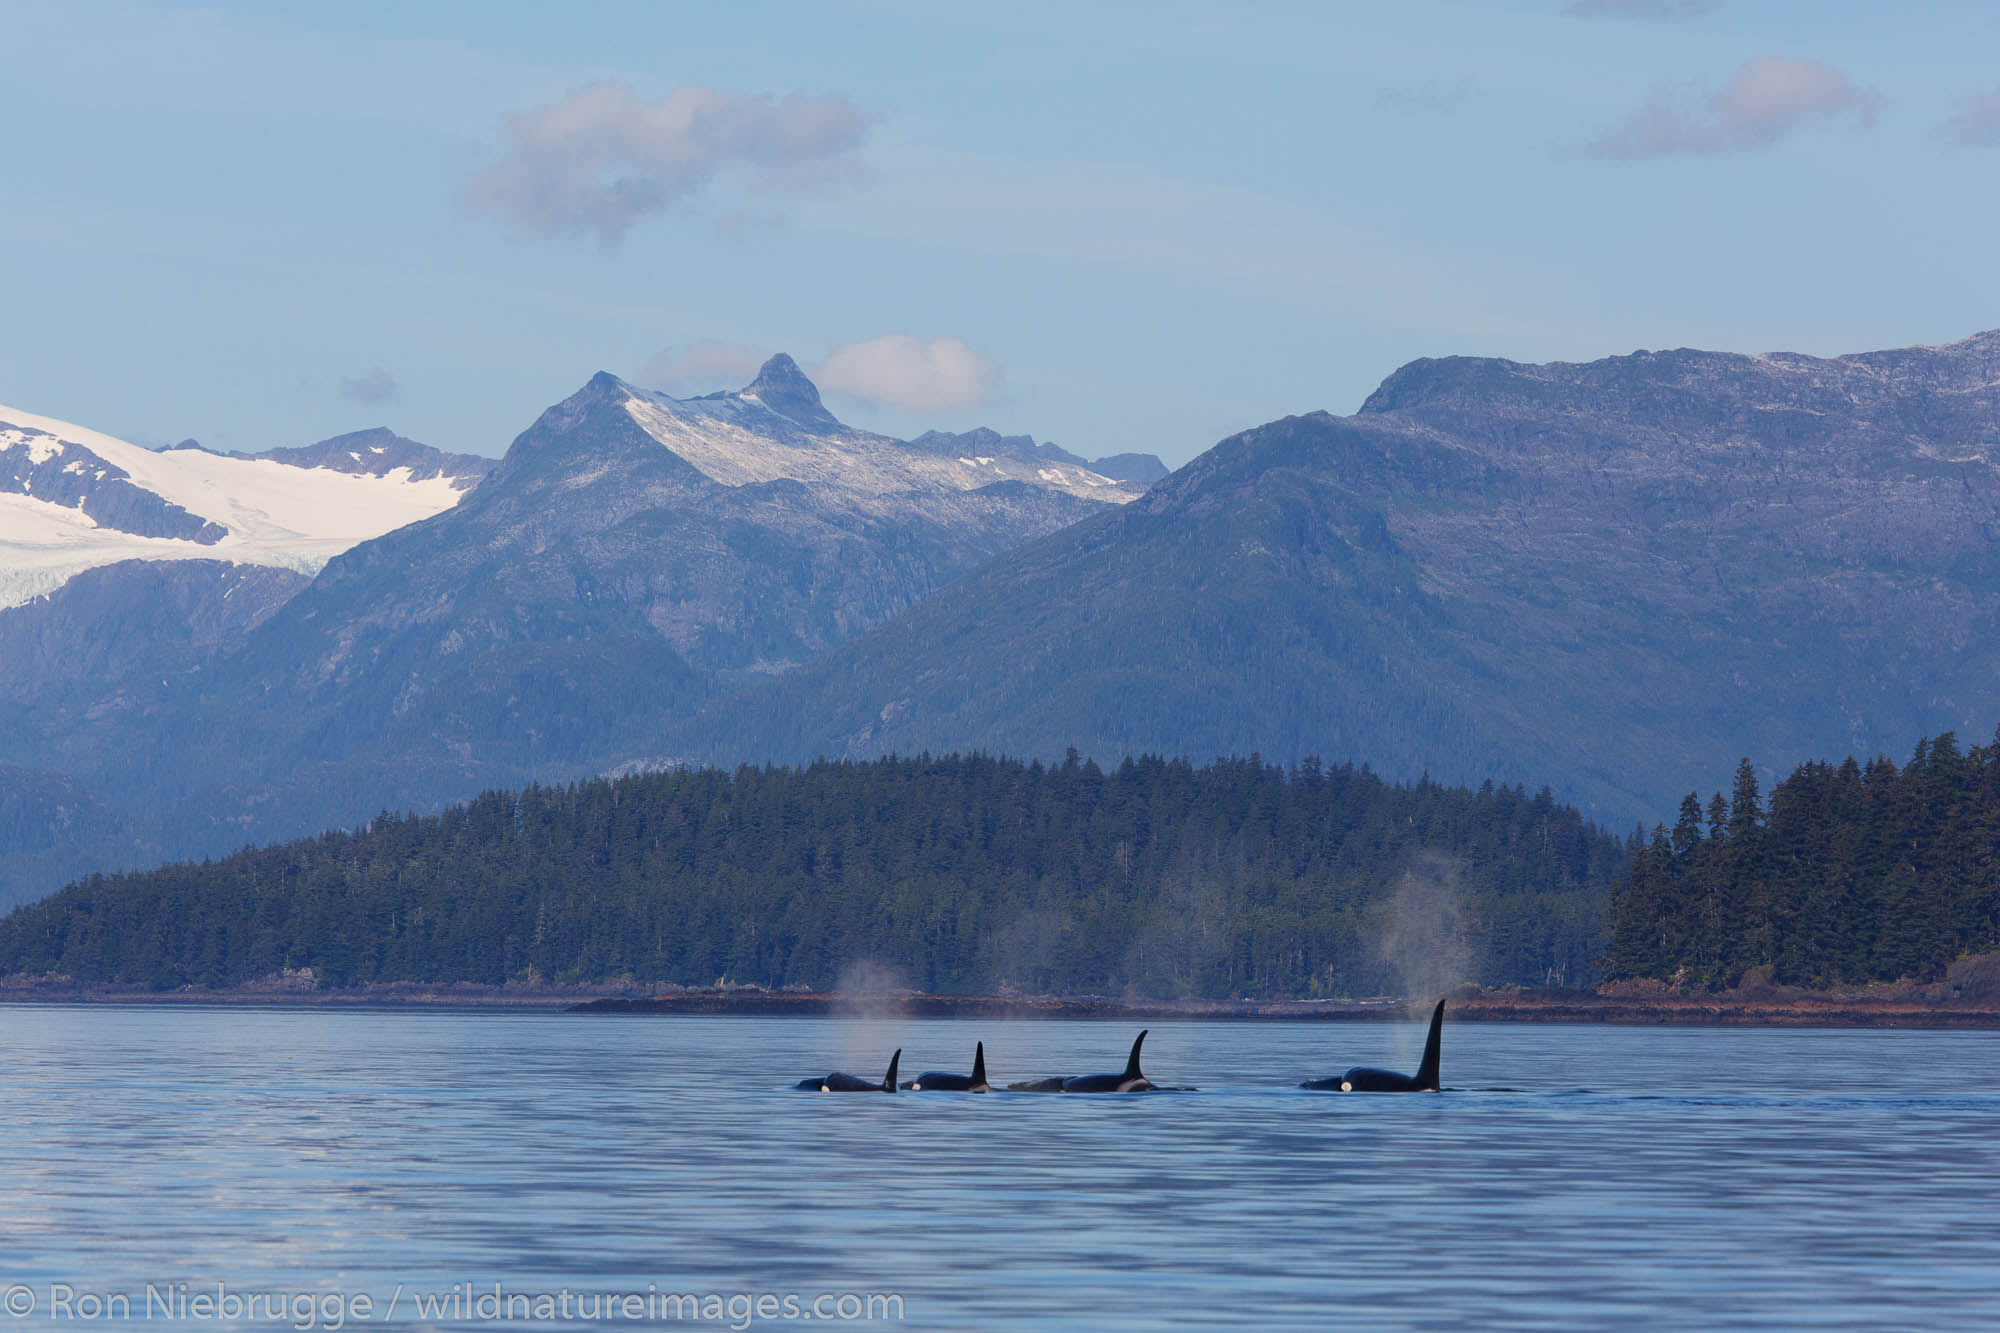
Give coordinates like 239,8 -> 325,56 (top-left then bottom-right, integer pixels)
0,752 -> 1623,997
1606,731 -> 2000,987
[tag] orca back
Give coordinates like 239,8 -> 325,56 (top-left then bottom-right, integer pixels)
1060,1029 -> 1152,1093
905,1042 -> 991,1092
1338,1066 -> 1423,1092
1303,999 -> 1445,1093
801,1071 -> 887,1092
796,1048 -> 901,1092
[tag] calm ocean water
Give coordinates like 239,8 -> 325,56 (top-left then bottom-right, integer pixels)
4,1005 -> 1999,1330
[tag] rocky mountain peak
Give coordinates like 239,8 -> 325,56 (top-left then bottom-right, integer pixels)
237,427 -> 495,487
1837,327 -> 2000,391
905,426 -> 1168,486
739,354 -> 841,432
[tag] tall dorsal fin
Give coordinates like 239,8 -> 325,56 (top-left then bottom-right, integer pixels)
883,1049 -> 901,1093
1124,1030 -> 1148,1081
971,1041 -> 987,1087
1415,1000 -> 1445,1091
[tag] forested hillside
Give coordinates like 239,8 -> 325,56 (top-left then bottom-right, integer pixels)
1606,731 -> 2000,987
0,753 -> 1625,997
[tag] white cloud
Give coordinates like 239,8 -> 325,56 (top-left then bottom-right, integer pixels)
1939,89 -> 2000,147
814,335 -> 1000,415
637,341 -> 772,394
462,82 -> 872,247
1563,0 -> 1716,18
338,368 -> 402,406
1586,57 -> 1880,158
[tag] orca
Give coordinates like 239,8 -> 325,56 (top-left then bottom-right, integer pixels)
1007,1030 -> 1155,1093
794,1049 -> 900,1093
901,1041 -> 991,1092
1301,999 -> 1444,1092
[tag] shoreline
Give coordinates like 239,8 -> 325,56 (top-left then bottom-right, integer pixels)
569,989 -> 2000,1029
5,980 -> 2000,1028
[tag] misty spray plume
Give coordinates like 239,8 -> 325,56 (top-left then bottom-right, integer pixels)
1367,852 -> 1472,1057
832,959 -> 910,1068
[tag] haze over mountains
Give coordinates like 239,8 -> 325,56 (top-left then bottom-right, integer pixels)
680,331 -> 2000,819
6,333 -> 2000,909
0,356 -> 1158,902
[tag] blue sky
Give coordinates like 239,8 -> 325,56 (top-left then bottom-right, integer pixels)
4,0 -> 1999,465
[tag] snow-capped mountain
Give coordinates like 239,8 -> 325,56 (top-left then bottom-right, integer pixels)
207,426 -> 496,484
617,354 -> 1148,505
199,355 -> 1146,740
0,356 -> 1157,905
0,405 -> 491,609
906,426 -> 1170,486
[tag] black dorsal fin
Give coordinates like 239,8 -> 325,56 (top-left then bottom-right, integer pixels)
883,1049 -> 901,1092
1124,1030 -> 1148,1081
1415,1000 -> 1444,1091
971,1041 -> 987,1087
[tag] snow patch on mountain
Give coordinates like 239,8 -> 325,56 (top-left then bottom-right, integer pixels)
0,403 -> 478,609
617,360 -> 1144,507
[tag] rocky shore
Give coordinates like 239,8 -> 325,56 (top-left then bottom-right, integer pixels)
10,954 -> 2000,1028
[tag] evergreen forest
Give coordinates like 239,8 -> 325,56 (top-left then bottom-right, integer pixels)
0,753 -> 1622,997
1605,732 -> 2000,987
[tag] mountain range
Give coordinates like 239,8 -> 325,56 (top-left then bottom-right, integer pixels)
0,357 -> 1158,902
668,331 -> 2000,820
7,332 -> 2000,909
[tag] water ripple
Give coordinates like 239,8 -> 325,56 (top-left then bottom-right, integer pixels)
3,1007 -> 1999,1329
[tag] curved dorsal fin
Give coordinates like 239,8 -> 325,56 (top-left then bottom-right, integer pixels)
971,1041 -> 987,1087
1415,1000 -> 1444,1091
883,1048 -> 901,1092
1124,1030 -> 1148,1081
